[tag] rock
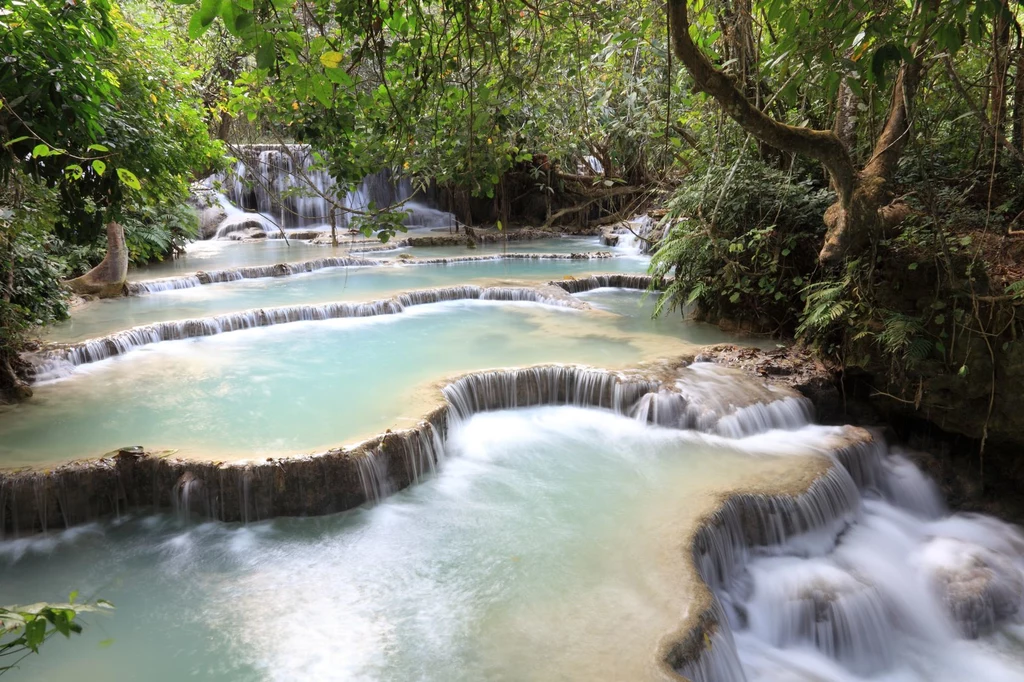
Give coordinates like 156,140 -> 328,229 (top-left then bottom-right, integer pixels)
600,228 -> 620,247
198,205 -> 228,239
282,229 -> 326,241
917,537 -> 1024,638
66,222 -> 128,298
223,226 -> 267,241
693,345 -> 845,424
407,235 -> 473,247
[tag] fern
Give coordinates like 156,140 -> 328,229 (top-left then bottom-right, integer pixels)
796,278 -> 852,338
877,313 -> 931,367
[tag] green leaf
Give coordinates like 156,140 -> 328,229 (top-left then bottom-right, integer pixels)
87,143 -> 109,152
256,37 -> 275,70
92,160 -> 107,176
870,43 -> 902,86
24,618 -> 46,651
326,68 -> 353,86
233,12 -> 254,34
310,77 -> 333,107
320,51 -> 344,69
32,143 -> 51,158
99,638 -> 115,648
53,612 -> 71,637
64,164 -> 84,180
198,0 -> 223,25
3,135 -> 31,147
220,1 -> 238,32
187,11 -> 208,40
69,590 -> 79,604
116,167 -> 142,190
170,0 -> 196,4
907,262 -> 918,270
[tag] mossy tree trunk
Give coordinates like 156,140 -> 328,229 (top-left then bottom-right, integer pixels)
667,0 -> 923,265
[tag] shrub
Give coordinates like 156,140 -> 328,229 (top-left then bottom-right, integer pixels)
650,156 -> 833,333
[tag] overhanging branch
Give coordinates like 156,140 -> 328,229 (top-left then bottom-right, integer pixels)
667,0 -> 856,199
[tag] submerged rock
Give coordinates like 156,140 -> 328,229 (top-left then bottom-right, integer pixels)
918,536 -> 1024,638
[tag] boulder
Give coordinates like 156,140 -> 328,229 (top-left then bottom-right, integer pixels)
918,536 -> 1024,638
198,205 -> 228,239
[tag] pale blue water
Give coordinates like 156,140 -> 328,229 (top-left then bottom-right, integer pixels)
0,407 -> 782,681
51,257 -> 645,342
129,237 -> 606,280
4,295 -> 754,466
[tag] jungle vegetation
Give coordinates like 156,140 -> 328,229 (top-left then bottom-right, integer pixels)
0,0 -> 1022,452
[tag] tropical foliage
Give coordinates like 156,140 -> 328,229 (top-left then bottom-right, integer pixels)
0,595 -> 113,676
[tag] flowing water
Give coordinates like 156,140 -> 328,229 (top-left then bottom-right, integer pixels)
5,402 -> 1023,681
5,183 -> 1024,682
0,407 -> 852,681
703,452 -> 1024,682
1,296 -> 761,466
52,255 -> 644,343
128,236 -> 607,281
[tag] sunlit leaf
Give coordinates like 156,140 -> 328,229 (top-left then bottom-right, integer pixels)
116,167 -> 142,190
320,51 -> 344,69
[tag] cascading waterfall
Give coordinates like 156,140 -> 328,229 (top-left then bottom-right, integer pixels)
602,215 -> 660,255
630,363 -> 816,436
125,256 -> 381,294
1,363 -> 824,537
551,273 -> 657,294
29,286 -> 584,380
215,145 -> 456,233
125,252 -> 614,296
442,366 -> 658,420
676,425 -> 1024,682
5,359 -> 1024,682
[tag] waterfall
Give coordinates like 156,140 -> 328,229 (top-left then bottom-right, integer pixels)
551,274 -> 657,294
5,363 -> 822,536
30,286 -> 584,380
127,276 -> 203,294
441,366 -> 659,420
125,252 -> 614,296
603,215 -> 659,255
214,145 -> 456,234
7,359 -> 1024,682
676,424 -> 1024,682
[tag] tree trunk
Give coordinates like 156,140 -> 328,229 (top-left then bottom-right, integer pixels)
991,3 -> 1011,158
1013,49 -> 1024,154
66,221 -> 129,298
667,0 -> 920,265
218,112 -> 233,142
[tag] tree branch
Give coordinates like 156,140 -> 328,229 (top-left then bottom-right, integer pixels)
667,0 -> 856,199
